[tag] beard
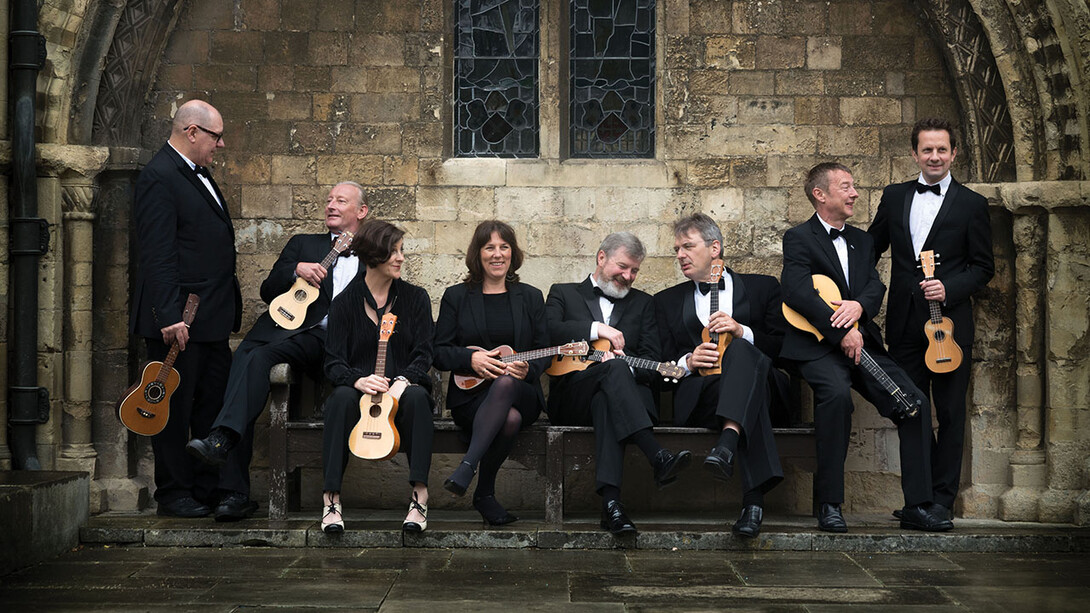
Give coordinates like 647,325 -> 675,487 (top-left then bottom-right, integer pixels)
598,275 -> 631,300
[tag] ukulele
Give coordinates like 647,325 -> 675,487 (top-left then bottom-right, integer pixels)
698,259 -> 731,375
546,339 -> 685,383
349,313 -> 400,460
919,250 -> 963,373
454,341 -> 590,390
116,294 -> 200,436
268,231 -> 355,330
782,274 -> 922,421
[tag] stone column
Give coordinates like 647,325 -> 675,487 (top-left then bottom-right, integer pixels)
998,209 -> 1048,520
56,173 -> 98,474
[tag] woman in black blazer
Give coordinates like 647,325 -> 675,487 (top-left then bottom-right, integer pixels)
433,221 -> 548,525
320,220 -> 435,534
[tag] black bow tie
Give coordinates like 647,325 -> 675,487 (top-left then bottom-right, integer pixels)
593,286 -> 617,303
915,182 -> 941,196
698,278 -> 726,295
828,227 -> 843,241
193,164 -> 209,178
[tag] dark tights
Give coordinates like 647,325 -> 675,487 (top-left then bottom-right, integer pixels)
462,376 -> 533,499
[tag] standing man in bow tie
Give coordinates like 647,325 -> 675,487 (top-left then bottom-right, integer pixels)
186,182 -> 369,520
130,99 -> 242,518
545,232 -> 691,535
780,163 -> 948,533
653,213 -> 787,538
868,118 -> 994,525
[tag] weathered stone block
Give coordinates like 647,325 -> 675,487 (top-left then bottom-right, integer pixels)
270,155 -> 316,185
699,187 -> 744,223
665,35 -> 702,69
294,66 -> 332,91
738,98 -> 794,124
826,72 -> 886,96
775,70 -> 824,95
351,93 -> 421,123
689,0 -> 734,34
419,158 -> 506,186
336,123 -> 403,155
268,92 -> 312,121
829,2 -> 872,35
357,0 -> 420,32
732,0 -> 784,34
316,154 -> 383,186
756,36 -> 806,69
280,0 -> 316,30
416,187 -> 459,221
384,156 -> 419,185
781,1 -> 829,35
807,36 -> 842,70
795,97 -> 840,125
352,34 -> 407,67
689,69 -> 730,95
258,65 -> 294,91
242,184 -> 293,219
729,71 -> 775,95
705,36 -> 756,70
496,187 -> 563,222
840,97 -> 902,125
211,31 -> 265,65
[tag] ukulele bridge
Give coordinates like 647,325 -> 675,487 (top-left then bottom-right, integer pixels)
136,408 -> 156,419
276,307 -> 295,321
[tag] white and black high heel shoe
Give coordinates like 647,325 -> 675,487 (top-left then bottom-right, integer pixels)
402,492 -> 428,533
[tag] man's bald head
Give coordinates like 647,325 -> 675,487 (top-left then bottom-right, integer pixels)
168,100 -> 225,166
171,100 -> 220,135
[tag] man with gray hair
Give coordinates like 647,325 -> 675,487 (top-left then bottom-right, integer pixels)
545,232 -> 691,535
186,182 -> 369,520
654,213 -> 787,538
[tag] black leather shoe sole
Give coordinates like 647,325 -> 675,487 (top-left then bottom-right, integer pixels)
900,516 -> 953,532
215,500 -> 258,522
655,451 -> 692,488
732,519 -> 761,538
703,453 -> 734,482
185,439 -> 228,466
157,498 -> 212,518
443,478 -> 467,497
599,519 -> 637,535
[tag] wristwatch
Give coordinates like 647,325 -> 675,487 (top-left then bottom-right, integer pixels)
393,376 -> 409,383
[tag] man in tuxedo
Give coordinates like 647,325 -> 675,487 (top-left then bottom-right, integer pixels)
869,118 -> 995,523
545,232 -> 691,535
653,213 -> 786,538
185,182 -> 368,520
130,100 -> 241,517
780,162 -> 950,532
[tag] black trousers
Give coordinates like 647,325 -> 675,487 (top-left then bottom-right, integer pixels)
322,385 -> 434,492
548,359 -> 656,490
676,340 -> 784,494
792,346 -> 933,508
212,331 -> 324,496
145,337 -> 231,505
890,301 -> 974,509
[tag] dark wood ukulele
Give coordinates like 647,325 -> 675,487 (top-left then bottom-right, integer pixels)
454,341 -> 589,390
268,231 -> 354,330
698,259 -> 731,376
546,339 -> 685,383
116,294 -> 200,436
919,250 -> 963,373
349,313 -> 401,460
782,274 -> 922,421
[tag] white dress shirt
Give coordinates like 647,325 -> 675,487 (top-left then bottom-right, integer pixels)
816,215 -> 850,288
168,142 -> 223,210
909,172 -> 952,258
318,233 -> 359,329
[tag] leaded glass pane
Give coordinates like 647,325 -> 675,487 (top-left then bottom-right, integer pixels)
455,0 -> 540,158
570,0 -> 655,158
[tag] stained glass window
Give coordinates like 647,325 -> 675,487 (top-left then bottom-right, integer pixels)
569,0 -> 655,158
454,0 -> 539,157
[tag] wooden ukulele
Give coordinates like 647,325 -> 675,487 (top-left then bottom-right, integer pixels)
349,313 -> 400,460
454,341 -> 589,390
116,294 -> 200,436
546,339 -> 685,383
698,259 -> 731,376
782,275 -> 922,421
919,250 -> 963,373
268,231 -> 354,330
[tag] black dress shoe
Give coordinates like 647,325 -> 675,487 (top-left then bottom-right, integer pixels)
600,500 -> 637,535
473,495 -> 518,526
215,492 -> 259,522
703,445 -> 736,482
931,503 -> 952,522
817,502 -> 848,533
900,504 -> 954,532
732,505 -> 763,538
157,496 -> 213,518
443,461 -> 475,497
652,449 -> 692,488
891,508 -> 903,520
186,427 -> 236,466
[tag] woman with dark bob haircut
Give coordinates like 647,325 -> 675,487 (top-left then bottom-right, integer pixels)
433,220 -> 548,525
319,220 -> 435,533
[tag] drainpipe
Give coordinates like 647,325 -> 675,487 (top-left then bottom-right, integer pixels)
8,0 -> 49,470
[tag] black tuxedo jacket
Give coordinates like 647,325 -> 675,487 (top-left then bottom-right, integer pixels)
780,214 -> 886,362
654,271 -> 788,424
130,143 -> 241,341
545,278 -> 663,387
433,281 -> 550,411
244,233 -> 343,344
868,178 -> 994,348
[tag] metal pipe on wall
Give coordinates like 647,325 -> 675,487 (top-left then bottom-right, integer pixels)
8,0 -> 49,470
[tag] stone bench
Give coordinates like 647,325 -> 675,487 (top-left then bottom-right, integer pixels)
267,364 -> 815,523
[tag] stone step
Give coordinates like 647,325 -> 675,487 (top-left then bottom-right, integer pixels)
81,511 -> 1090,553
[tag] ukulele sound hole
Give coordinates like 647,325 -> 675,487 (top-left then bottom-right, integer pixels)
368,403 -> 382,418
293,289 -> 308,301
143,382 -> 166,403
932,330 -> 947,342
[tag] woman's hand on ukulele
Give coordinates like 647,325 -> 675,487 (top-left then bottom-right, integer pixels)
471,348 -> 505,380
354,374 -> 390,395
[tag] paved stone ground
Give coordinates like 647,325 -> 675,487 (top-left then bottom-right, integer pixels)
1,544 -> 1088,611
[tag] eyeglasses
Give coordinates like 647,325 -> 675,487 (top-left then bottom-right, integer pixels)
190,124 -> 224,143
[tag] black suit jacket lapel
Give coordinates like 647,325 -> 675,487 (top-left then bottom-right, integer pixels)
680,283 -> 702,345
579,279 -> 606,323
900,182 -> 916,257
608,293 -> 627,327
467,285 -> 492,347
173,158 -> 231,227
730,270 -> 751,325
922,180 -> 959,252
509,284 -> 526,348
845,227 -> 867,297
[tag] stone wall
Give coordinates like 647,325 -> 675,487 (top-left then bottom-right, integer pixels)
0,0 -> 1087,521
